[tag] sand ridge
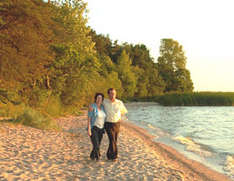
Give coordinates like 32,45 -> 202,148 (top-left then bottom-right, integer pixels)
0,114 -> 231,181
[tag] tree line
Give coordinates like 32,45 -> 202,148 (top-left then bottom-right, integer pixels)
0,0 -> 194,117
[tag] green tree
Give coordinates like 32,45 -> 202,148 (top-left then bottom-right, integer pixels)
147,66 -> 166,96
48,0 -> 99,108
0,0 -> 55,90
89,29 -> 113,57
51,0 -> 95,55
123,43 -> 165,96
116,50 -> 137,97
98,55 -> 115,76
157,39 -> 194,92
133,67 -> 148,97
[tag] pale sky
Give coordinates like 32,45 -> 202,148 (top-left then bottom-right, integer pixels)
84,0 -> 234,92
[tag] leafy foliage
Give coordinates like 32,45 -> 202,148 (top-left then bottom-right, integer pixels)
0,0 -> 197,129
157,39 -> 194,92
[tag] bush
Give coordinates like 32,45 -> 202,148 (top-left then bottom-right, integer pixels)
0,102 -> 26,119
16,107 -> 59,130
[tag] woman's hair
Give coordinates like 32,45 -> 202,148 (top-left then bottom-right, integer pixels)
94,93 -> 104,102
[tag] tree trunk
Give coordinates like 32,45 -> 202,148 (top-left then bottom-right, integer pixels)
46,75 -> 51,89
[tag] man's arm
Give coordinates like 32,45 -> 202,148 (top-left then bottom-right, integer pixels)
120,101 -> 128,115
120,101 -> 128,121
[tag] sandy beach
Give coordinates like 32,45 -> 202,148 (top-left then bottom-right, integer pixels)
0,113 -> 231,181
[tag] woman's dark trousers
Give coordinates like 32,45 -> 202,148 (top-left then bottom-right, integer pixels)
104,122 -> 120,160
90,126 -> 104,160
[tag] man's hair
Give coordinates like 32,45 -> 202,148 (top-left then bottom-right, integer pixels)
107,88 -> 116,94
94,93 -> 104,102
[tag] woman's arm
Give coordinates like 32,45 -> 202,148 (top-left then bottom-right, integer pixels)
87,117 -> 92,136
87,105 -> 93,136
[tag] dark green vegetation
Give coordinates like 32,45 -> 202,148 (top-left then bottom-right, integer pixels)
3,0 -> 226,129
156,92 -> 234,106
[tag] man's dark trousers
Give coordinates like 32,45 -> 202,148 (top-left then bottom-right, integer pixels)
104,122 -> 120,160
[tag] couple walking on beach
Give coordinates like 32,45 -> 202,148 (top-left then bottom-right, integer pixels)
87,88 -> 128,161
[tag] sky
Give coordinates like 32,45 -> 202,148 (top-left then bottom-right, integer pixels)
83,0 -> 234,92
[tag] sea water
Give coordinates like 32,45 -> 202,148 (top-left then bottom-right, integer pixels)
125,102 -> 234,180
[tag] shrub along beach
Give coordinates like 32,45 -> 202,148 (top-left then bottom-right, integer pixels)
156,92 -> 234,106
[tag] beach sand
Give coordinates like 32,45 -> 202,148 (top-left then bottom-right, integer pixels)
0,113 -> 231,181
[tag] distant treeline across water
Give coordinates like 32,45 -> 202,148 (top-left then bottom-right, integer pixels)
127,92 -> 234,106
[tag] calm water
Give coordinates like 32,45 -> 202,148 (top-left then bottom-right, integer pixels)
125,102 -> 234,180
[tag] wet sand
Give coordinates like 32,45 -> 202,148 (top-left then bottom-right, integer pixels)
0,114 -> 231,181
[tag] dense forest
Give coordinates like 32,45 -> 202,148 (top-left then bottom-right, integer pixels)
0,0 -> 194,125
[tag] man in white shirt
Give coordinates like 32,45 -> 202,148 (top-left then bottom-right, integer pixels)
103,88 -> 128,161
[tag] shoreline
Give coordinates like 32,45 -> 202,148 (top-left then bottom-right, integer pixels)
122,121 -> 232,181
0,114 -> 232,180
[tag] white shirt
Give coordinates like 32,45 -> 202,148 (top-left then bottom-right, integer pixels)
94,109 -> 106,129
103,99 -> 128,123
